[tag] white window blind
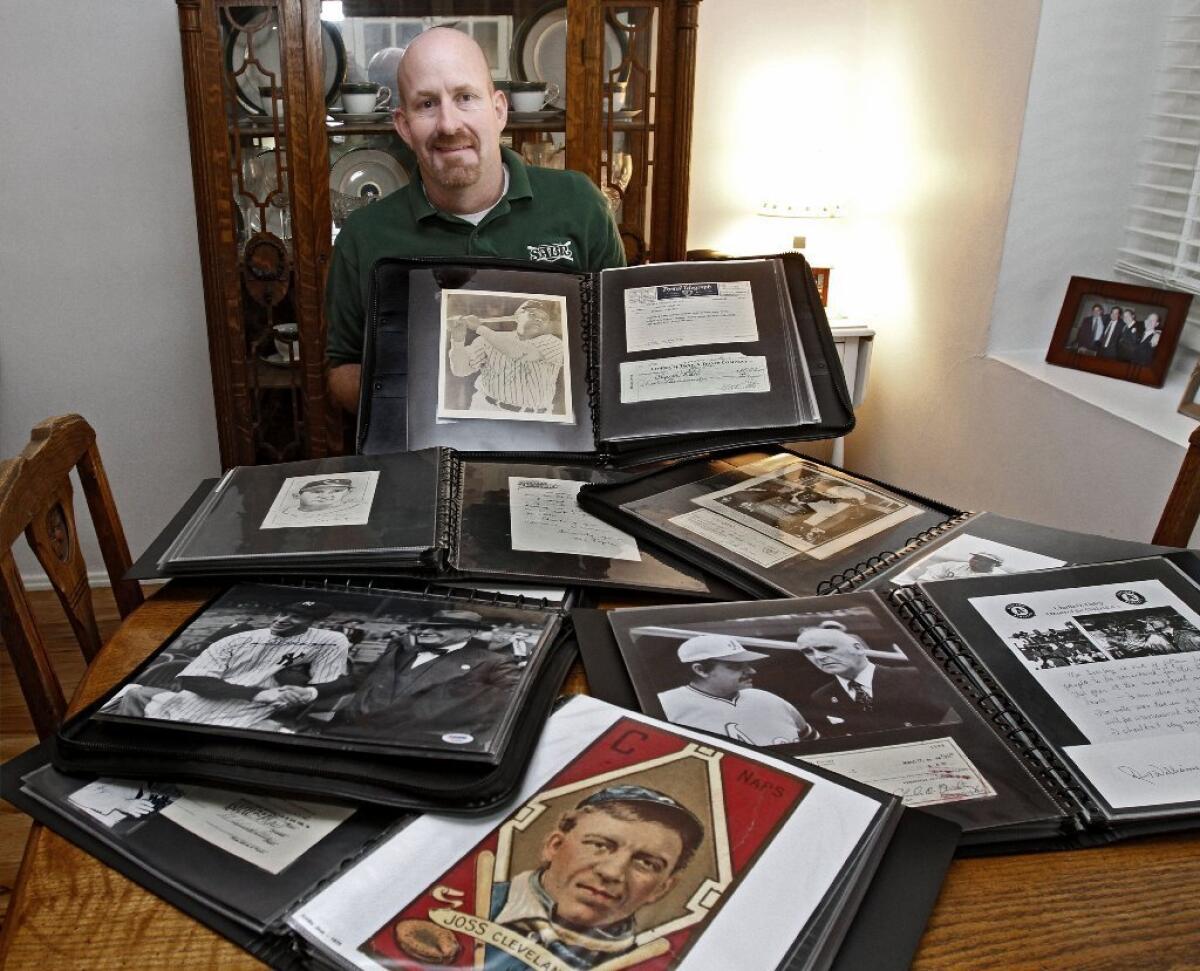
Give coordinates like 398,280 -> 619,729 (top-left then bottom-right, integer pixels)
1116,2 -> 1200,336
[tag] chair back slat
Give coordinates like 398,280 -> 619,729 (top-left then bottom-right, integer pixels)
0,415 -> 143,737
1155,425 -> 1200,547
0,552 -> 68,737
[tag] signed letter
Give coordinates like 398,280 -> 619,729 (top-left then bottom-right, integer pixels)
1064,734 -> 1200,809
509,477 -> 641,561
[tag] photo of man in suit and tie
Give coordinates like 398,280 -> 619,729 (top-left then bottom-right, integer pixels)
795,620 -> 957,738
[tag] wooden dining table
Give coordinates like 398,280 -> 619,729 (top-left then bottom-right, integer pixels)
2,582 -> 1199,970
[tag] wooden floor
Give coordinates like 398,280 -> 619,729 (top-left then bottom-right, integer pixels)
0,588 -> 126,929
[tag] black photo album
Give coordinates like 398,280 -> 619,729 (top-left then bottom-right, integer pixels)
50,581 -> 579,811
136,449 -> 740,599
356,254 -> 855,466
575,553 -> 1200,851
5,697 -> 959,971
576,446 -> 1169,599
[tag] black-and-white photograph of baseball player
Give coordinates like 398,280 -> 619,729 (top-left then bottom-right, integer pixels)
890,534 -> 1065,586
259,470 -> 380,529
613,601 -> 960,748
692,456 -> 922,559
95,582 -> 561,759
437,289 -> 574,424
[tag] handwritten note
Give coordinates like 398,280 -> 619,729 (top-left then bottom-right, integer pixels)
509,477 -> 641,561
619,352 -> 770,403
624,280 -> 758,352
670,507 -> 798,568
1064,733 -> 1200,809
803,737 -> 996,808
1044,654 -> 1200,741
161,788 -> 353,874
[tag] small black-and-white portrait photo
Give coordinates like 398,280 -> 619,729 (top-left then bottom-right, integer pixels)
693,457 -> 921,559
436,288 -> 574,424
67,778 -> 182,835
260,471 -> 379,530
96,583 -> 556,758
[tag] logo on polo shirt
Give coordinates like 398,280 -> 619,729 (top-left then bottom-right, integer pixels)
527,241 -> 575,264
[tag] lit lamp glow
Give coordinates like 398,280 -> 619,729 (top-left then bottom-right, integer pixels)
757,200 -> 844,310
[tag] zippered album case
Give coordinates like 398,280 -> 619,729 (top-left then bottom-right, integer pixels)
357,253 -> 855,466
575,552 -> 1200,852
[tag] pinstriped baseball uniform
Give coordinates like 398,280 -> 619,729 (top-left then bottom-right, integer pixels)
450,332 -> 564,411
146,626 -> 349,730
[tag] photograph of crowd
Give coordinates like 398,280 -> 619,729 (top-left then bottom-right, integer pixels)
96,583 -> 556,757
1007,606 -> 1200,670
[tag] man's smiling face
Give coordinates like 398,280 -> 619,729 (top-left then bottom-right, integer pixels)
539,809 -> 683,928
393,28 -> 507,206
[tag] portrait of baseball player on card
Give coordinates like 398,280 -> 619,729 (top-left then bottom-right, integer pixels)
437,289 -> 575,424
357,714 -> 810,971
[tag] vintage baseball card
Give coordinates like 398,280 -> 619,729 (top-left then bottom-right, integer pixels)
289,696 -> 893,971
437,289 -> 575,424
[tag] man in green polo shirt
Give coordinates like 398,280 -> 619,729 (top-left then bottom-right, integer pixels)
326,27 -> 625,412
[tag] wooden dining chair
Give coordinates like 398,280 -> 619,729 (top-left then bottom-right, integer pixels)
0,414 -> 143,738
1154,425 -> 1200,547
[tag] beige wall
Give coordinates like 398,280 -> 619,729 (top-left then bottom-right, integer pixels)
689,0 -> 1188,542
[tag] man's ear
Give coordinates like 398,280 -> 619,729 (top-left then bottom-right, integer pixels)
393,107 -> 413,147
493,88 -> 508,129
541,830 -> 564,866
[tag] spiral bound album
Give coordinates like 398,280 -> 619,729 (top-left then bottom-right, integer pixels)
575,551 -> 1200,852
2,697 -> 958,971
132,449 -> 739,599
357,253 -> 855,466
50,579 -> 580,811
576,446 -> 965,598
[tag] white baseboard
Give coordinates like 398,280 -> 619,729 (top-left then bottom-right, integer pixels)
21,570 -> 119,592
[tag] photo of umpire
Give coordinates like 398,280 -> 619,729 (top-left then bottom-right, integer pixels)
96,582 -> 559,758
437,289 -> 574,424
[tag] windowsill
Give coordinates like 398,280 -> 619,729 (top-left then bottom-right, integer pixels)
989,348 -> 1199,449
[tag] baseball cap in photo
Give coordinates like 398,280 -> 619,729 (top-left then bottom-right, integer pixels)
298,478 -> 352,492
676,633 -> 767,664
280,600 -> 334,619
971,551 -> 1004,564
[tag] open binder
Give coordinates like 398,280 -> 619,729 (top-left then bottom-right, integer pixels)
51,580 -> 579,812
575,552 -> 1200,851
3,698 -> 958,971
357,254 -> 855,465
137,449 -> 739,599
576,447 -> 1168,599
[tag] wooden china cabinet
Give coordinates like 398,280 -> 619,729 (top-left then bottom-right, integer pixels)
175,0 -> 702,468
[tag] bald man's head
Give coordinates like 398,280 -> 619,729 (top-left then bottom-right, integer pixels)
392,27 -> 508,212
396,27 -> 495,105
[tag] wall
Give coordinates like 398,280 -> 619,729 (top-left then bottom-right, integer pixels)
689,0 -> 1188,543
0,1 -> 219,579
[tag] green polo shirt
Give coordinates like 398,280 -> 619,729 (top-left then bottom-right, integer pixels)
325,147 -> 625,366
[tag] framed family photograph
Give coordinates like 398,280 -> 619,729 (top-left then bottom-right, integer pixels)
436,288 -> 574,424
1045,275 -> 1192,387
